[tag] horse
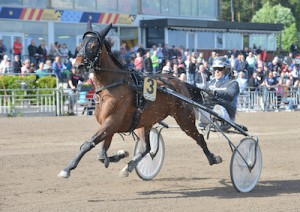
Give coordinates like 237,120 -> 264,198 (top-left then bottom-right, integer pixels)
57,22 -> 223,179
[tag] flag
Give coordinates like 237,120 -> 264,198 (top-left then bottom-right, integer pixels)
0,7 -> 22,19
80,12 -> 100,23
61,10 -> 82,23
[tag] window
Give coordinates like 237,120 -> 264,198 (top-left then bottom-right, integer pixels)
180,0 -> 191,16
0,0 -> 22,6
146,27 -> 164,48
180,0 -> 213,17
250,34 -> 267,51
216,32 -> 224,49
54,23 -> 87,55
51,0 -> 73,9
168,30 -> 185,48
197,32 -> 215,49
267,33 -> 276,51
97,0 -> 118,12
191,0 -> 198,17
120,27 -> 138,49
199,0 -> 217,18
0,0 -> 48,7
75,0 -> 96,11
224,33 -> 243,50
118,0 -> 138,13
142,0 -> 160,15
161,0 -> 179,16
23,0 -> 48,8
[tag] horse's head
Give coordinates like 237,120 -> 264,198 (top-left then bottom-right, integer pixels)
73,21 -> 112,74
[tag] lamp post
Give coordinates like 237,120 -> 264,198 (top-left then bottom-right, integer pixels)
231,0 -> 234,22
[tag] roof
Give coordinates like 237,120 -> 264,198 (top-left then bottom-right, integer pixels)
140,18 -> 284,33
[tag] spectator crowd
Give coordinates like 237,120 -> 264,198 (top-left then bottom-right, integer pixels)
116,42 -> 299,92
0,37 -> 299,111
0,38 -> 77,82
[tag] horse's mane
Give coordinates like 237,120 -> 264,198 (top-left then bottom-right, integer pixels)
103,38 -> 127,70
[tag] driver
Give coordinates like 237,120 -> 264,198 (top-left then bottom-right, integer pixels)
198,57 -> 240,131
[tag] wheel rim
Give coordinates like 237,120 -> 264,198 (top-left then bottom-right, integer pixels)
135,128 -> 165,180
230,137 -> 262,192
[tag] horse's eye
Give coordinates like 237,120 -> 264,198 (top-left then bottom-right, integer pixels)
92,45 -> 98,51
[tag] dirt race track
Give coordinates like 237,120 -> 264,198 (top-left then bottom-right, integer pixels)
1,112 -> 300,212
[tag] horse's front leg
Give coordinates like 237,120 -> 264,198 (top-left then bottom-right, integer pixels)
57,133 -> 98,178
119,127 -> 151,177
57,117 -> 118,179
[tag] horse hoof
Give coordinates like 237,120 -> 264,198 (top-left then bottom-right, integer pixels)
104,158 -> 109,168
117,150 -> 129,158
118,165 -> 130,178
215,155 -> 223,164
57,170 -> 70,178
208,154 -> 222,165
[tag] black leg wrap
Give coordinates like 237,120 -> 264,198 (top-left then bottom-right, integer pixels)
202,147 -> 222,165
127,160 -> 136,173
206,153 -> 217,165
99,151 -> 129,164
203,147 -> 211,156
63,141 -> 96,174
110,151 -> 129,163
103,151 -> 109,168
80,141 -> 95,152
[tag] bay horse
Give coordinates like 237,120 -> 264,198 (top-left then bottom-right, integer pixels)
57,22 -> 222,179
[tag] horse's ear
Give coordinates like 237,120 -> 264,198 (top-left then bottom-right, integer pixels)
100,23 -> 112,38
86,20 -> 93,32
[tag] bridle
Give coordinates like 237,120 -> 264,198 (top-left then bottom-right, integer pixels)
76,30 -> 130,75
76,29 -> 134,103
77,31 -> 103,72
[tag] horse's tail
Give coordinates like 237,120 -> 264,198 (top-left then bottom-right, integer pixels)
183,82 -> 204,104
183,83 -> 205,122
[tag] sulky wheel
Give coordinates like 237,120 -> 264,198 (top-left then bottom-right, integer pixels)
230,137 -> 262,193
135,128 -> 165,180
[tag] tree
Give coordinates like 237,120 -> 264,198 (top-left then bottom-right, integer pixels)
282,23 -> 298,51
221,0 -> 300,31
251,2 -> 297,51
221,0 -> 262,22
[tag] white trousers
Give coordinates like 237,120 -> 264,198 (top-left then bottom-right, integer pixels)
198,105 -> 231,124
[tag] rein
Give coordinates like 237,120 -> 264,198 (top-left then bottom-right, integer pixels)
80,30 -> 172,132
93,80 -> 126,104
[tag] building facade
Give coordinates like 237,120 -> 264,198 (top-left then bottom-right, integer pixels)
0,0 -> 282,61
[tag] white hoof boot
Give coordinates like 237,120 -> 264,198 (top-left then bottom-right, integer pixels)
57,170 -> 70,178
215,156 -> 223,164
117,150 -> 129,158
118,165 -> 130,178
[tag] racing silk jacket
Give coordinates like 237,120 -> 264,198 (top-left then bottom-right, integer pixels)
205,76 -> 240,120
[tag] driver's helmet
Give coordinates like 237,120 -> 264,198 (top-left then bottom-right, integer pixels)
212,57 -> 230,73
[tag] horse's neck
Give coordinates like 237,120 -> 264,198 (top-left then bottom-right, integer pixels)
93,46 -> 128,87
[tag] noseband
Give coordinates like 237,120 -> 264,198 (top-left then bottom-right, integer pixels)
77,31 -> 103,71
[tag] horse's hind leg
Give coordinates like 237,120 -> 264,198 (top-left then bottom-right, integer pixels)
174,110 -> 222,166
98,136 -> 129,168
119,127 -> 151,177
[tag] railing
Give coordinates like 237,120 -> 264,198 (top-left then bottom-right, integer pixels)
237,86 -> 299,112
0,86 -> 299,117
0,88 -> 59,116
59,88 -> 95,116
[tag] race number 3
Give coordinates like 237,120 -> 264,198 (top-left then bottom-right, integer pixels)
143,77 -> 157,101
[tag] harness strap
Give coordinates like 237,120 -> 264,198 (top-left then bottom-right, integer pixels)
94,80 -> 125,94
93,80 -> 126,104
128,105 -> 146,132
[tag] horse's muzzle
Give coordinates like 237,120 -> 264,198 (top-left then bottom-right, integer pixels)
74,63 -> 86,74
